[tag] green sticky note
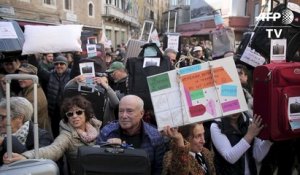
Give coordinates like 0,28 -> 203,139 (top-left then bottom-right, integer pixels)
147,73 -> 171,92
190,89 -> 204,100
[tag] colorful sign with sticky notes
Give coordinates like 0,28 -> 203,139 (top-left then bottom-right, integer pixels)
147,56 -> 248,131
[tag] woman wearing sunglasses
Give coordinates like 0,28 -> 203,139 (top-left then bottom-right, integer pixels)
3,95 -> 102,175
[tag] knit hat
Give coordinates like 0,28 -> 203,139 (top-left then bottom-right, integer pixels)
53,55 -> 68,65
106,62 -> 125,73
18,63 -> 37,75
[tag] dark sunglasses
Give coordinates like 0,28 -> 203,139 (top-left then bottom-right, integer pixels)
54,62 -> 65,66
65,110 -> 84,118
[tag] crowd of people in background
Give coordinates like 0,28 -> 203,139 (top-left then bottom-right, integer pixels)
0,39 -> 299,175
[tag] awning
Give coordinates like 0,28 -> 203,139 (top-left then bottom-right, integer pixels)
179,28 -> 217,37
18,21 -> 54,27
179,31 -> 198,37
194,28 -> 216,35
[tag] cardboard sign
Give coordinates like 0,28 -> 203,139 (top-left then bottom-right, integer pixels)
240,46 -> 266,67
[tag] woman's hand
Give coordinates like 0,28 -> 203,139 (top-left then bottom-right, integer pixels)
94,77 -> 109,89
162,126 -> 184,147
244,114 -> 264,144
3,152 -> 27,164
75,75 -> 86,83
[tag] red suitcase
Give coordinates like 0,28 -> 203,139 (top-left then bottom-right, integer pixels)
253,62 -> 300,141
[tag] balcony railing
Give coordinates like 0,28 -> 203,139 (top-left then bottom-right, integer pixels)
102,5 -> 139,26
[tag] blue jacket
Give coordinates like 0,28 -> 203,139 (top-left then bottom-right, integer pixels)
96,121 -> 166,175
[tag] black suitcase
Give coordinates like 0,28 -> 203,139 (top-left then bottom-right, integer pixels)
77,145 -> 151,175
250,3 -> 300,62
126,43 -> 172,112
63,80 -> 106,121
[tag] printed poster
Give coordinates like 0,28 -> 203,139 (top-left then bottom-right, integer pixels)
79,62 -> 95,85
147,56 -> 248,130
86,44 -> 97,58
167,35 -> 179,52
288,96 -> 300,130
270,39 -> 287,63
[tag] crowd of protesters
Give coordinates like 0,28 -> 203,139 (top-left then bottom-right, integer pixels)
0,39 -> 299,175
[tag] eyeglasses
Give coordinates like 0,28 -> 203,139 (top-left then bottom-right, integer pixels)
54,62 -> 65,66
65,110 -> 84,118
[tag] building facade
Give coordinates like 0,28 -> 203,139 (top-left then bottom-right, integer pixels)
0,0 -> 168,48
163,0 -> 299,47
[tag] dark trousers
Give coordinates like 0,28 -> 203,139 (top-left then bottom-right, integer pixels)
259,140 -> 295,175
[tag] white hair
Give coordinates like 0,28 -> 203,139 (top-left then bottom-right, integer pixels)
0,97 -> 33,122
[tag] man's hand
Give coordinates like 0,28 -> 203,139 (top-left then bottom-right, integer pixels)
94,77 -> 109,89
107,138 -> 122,145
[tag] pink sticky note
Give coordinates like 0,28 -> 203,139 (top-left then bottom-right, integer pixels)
206,99 -> 217,117
221,100 -> 240,112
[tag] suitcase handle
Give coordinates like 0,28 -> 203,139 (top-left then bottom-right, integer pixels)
5,74 -> 39,83
139,20 -> 154,42
3,159 -> 42,167
5,74 -> 39,159
99,142 -> 134,149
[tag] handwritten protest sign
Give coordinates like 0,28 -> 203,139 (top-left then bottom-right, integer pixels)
167,35 -> 179,52
240,46 -> 266,67
147,57 -> 248,130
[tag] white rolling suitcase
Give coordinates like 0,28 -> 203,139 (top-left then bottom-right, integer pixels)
0,74 -> 59,175
125,20 -> 154,62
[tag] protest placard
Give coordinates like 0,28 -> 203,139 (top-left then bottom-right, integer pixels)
147,56 -> 248,130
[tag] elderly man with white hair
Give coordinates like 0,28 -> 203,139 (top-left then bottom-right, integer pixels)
0,97 -> 53,165
97,95 -> 166,175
